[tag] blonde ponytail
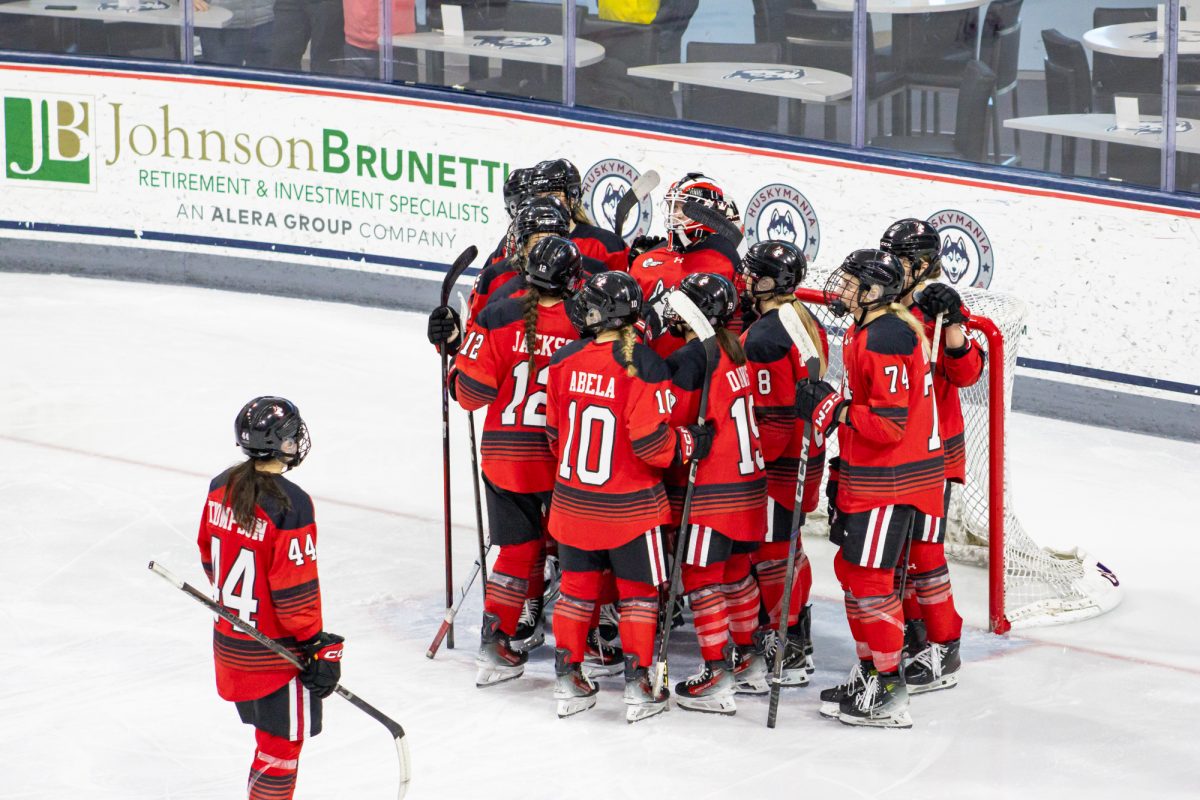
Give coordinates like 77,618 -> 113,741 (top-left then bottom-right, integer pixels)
887,302 -> 931,359
787,298 -> 828,378
619,325 -> 638,377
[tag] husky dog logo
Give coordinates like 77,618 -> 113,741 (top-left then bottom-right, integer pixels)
925,209 -> 995,289
473,34 -> 551,49
582,158 -> 652,243
1105,120 -> 1193,136
744,183 -> 820,261
725,68 -> 805,82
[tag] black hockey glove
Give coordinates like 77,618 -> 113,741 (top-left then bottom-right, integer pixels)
674,421 -> 715,466
298,631 -> 344,699
628,234 -> 666,267
426,305 -> 461,353
915,283 -> 969,324
795,379 -> 847,438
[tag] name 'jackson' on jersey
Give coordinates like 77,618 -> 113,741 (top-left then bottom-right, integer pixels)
545,338 -> 679,550
666,337 -> 767,540
197,471 -> 323,702
837,314 -> 945,517
452,297 -> 578,494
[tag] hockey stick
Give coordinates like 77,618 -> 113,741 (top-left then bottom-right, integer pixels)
426,546 -> 491,658
766,301 -> 823,729
148,561 -> 411,800
681,199 -> 744,248
612,169 -> 660,240
651,290 -> 719,698
459,291 -> 489,593
437,245 -> 480,650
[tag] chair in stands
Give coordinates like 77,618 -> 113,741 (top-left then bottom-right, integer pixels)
1041,28 -> 1096,176
870,60 -> 995,164
891,6 -> 978,133
681,41 -> 783,134
783,8 -> 905,140
463,2 -> 588,101
1090,6 -> 1168,114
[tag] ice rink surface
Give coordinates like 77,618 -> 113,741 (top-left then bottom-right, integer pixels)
3,272 -> 1198,800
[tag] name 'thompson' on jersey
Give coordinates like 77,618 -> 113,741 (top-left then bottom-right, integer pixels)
546,338 -> 678,550
453,297 -> 578,494
198,472 -> 323,702
837,314 -> 945,518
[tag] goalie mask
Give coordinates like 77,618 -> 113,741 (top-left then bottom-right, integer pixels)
235,396 -> 310,468
823,249 -> 906,318
662,172 -> 733,252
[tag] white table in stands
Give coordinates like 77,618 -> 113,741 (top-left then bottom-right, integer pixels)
1082,22 -> 1200,58
627,62 -> 851,132
390,30 -> 604,83
813,0 -> 986,13
0,0 -> 231,27
1003,113 -> 1200,154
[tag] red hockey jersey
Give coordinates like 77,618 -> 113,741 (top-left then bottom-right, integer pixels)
571,221 -> 629,272
545,338 -> 679,550
742,306 -> 830,513
197,472 -> 323,702
837,313 -> 945,517
910,303 -> 985,483
666,338 -> 767,541
628,236 -> 743,359
453,297 -> 578,493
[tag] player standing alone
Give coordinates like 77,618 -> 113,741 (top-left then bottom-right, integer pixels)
881,219 -> 983,692
429,237 -> 586,687
545,271 -> 713,722
797,250 -> 945,728
198,397 -> 343,799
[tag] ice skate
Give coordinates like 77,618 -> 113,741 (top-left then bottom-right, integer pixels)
838,670 -> 913,729
582,625 -> 624,677
732,643 -> 769,695
754,627 -> 810,687
674,657 -> 737,715
819,660 -> 870,718
542,554 -> 561,606
511,597 -> 545,653
475,611 -> 527,688
902,618 -> 928,665
553,648 -> 598,718
904,639 -> 960,695
795,605 -> 816,673
623,656 -> 669,723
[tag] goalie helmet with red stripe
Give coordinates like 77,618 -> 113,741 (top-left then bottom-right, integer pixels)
662,172 -> 734,252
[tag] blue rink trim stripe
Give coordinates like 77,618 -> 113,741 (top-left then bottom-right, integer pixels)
0,220 -> 482,278
1017,358 -> 1200,397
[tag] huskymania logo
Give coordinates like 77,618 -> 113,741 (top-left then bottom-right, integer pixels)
2,94 -> 94,187
582,158 -> 652,244
744,183 -> 820,261
926,209 -> 994,289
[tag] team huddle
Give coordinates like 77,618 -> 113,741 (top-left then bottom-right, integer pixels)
426,158 -> 985,728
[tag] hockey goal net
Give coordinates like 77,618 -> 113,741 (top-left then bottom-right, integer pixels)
795,285 -> 1122,632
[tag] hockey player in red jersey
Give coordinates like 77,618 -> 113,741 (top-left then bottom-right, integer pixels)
881,218 -> 984,693
430,236 -> 585,688
739,241 -> 830,688
798,249 -> 945,729
464,194 -> 571,321
662,273 -> 768,715
198,397 -> 343,800
629,173 -> 743,359
528,158 -> 630,271
545,271 -> 714,722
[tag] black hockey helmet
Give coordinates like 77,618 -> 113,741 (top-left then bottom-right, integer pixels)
529,158 -> 583,204
525,235 -> 584,295
741,240 -> 807,297
663,272 -> 738,334
235,396 -> 310,468
512,195 -> 571,243
880,218 -> 942,285
503,168 -> 534,218
823,249 -> 906,317
568,271 -> 644,336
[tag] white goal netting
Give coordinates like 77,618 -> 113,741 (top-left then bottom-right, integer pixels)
800,286 -> 1123,630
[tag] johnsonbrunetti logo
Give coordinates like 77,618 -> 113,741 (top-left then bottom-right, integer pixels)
2,94 -> 95,188
926,209 -> 994,289
744,183 -> 820,261
582,158 -> 652,244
